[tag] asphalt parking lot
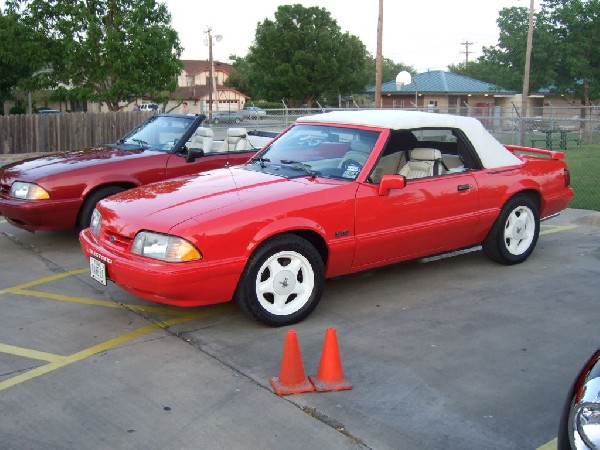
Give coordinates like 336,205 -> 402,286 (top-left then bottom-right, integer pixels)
1,208 -> 599,449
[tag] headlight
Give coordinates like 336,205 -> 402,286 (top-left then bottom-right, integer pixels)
9,182 -> 50,200
131,231 -> 202,262
90,209 -> 102,235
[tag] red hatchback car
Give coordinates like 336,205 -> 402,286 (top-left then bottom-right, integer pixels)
0,114 -> 266,231
80,110 -> 574,326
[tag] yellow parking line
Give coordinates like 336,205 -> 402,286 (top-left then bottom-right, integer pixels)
537,437 -> 556,450
0,309 -> 227,393
0,269 -> 88,295
540,224 -> 578,235
0,343 -> 63,363
11,288 -> 202,317
1,268 -> 216,318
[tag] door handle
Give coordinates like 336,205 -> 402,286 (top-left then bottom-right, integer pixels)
457,184 -> 472,191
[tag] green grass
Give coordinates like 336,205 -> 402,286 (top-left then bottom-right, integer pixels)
495,133 -> 599,211
563,143 -> 600,211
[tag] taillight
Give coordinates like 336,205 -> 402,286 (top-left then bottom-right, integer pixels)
564,168 -> 571,187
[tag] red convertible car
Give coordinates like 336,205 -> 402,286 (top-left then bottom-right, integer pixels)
80,110 -> 574,326
0,114 -> 268,231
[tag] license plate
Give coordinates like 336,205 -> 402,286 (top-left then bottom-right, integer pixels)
89,256 -> 107,286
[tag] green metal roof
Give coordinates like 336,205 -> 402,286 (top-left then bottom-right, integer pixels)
368,71 -> 515,95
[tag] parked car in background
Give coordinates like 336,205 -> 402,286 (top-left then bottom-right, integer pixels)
80,110 -> 573,326
558,348 -> 600,450
207,110 -> 244,124
134,103 -> 159,112
35,108 -> 61,114
0,114 -> 263,231
240,106 -> 267,119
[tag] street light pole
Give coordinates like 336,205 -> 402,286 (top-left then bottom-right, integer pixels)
207,28 -> 214,114
205,27 -> 222,116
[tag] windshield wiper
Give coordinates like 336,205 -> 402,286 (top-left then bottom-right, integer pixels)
129,138 -> 149,148
250,156 -> 271,168
280,160 -> 318,178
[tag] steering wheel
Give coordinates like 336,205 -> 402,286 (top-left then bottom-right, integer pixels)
341,159 -> 363,171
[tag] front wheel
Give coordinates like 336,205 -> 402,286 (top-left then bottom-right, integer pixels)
235,234 -> 325,326
482,194 -> 540,265
77,186 -> 126,230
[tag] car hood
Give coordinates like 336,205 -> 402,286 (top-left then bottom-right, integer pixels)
0,145 -> 152,182
98,166 -> 350,236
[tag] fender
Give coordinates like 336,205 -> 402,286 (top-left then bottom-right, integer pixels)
248,216 -> 329,255
80,174 -> 141,198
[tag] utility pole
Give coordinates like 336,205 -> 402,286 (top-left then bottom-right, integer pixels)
374,0 -> 383,107
460,40 -> 474,63
204,27 -> 222,115
519,0 -> 535,146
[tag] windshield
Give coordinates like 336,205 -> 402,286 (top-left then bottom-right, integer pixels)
119,115 -> 196,152
248,124 -> 381,180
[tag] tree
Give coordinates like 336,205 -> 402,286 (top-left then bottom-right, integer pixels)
5,0 -> 183,111
0,8 -> 48,108
449,6 -> 557,92
542,0 -> 600,106
450,1 -> 599,108
237,4 -> 371,106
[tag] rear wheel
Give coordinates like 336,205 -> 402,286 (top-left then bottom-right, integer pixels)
77,186 -> 126,230
482,194 -> 540,265
235,234 -> 325,326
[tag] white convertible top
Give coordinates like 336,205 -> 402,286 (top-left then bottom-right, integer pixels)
297,110 -> 522,169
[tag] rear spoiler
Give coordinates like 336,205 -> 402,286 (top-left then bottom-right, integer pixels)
504,145 -> 565,160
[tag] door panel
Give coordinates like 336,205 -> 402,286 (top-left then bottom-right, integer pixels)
353,173 -> 479,268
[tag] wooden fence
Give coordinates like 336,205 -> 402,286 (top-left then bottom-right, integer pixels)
0,111 -> 153,155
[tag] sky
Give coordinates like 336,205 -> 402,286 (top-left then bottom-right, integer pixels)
0,0 -> 531,72
165,0 -> 530,72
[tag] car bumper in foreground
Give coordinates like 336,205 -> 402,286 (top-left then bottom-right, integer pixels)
79,228 -> 240,307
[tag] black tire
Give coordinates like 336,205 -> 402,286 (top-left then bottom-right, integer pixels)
77,186 -> 127,230
235,234 -> 325,326
482,194 -> 540,265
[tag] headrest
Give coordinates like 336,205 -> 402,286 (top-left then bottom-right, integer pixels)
410,148 -> 441,161
227,128 -> 247,138
195,128 -> 213,137
350,140 -> 372,153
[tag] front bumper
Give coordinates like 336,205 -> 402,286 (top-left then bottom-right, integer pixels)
0,196 -> 81,230
79,228 -> 239,307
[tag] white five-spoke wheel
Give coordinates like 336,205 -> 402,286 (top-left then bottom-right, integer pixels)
483,194 -> 540,265
255,250 -> 315,316
503,205 -> 536,256
235,234 -> 325,326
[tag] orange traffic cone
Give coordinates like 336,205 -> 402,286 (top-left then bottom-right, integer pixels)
309,328 -> 352,392
270,330 -> 315,396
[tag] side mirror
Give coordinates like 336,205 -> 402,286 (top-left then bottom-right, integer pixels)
378,174 -> 406,196
558,349 -> 600,450
186,148 -> 204,163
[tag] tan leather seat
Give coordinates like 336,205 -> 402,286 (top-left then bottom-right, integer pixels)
192,128 -> 213,152
226,128 -> 248,151
398,148 -> 442,179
